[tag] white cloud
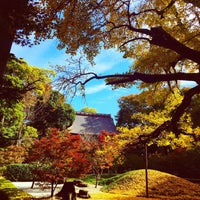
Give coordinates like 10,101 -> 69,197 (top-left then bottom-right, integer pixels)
180,80 -> 197,88
92,48 -> 133,74
85,83 -> 107,94
92,62 -> 113,74
11,39 -> 64,69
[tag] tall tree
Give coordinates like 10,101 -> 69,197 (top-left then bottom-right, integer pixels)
116,89 -> 170,128
2,1 -> 200,143
118,88 -> 199,151
53,0 -> 200,144
0,0 -> 47,81
0,55 -> 53,147
31,90 -> 75,136
88,131 -> 120,188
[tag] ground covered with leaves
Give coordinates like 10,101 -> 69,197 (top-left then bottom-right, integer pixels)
100,169 -> 200,199
1,169 -> 200,199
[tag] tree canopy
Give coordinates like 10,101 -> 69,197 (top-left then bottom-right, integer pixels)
1,0 -> 200,144
116,89 -> 169,128
28,128 -> 91,196
53,0 -> 200,144
0,55 -> 53,147
81,107 -> 97,113
31,90 -> 75,136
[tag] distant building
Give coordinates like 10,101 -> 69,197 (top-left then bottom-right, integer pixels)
69,112 -> 116,138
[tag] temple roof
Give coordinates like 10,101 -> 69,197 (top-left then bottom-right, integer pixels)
69,112 -> 116,135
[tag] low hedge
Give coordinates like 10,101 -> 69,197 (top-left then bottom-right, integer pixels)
3,164 -> 35,181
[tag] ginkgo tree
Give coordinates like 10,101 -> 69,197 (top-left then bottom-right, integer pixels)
117,88 -> 200,151
116,89 -> 170,128
52,0 -> 200,145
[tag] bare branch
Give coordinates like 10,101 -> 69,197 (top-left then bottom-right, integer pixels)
119,37 -> 151,48
129,0 -> 176,18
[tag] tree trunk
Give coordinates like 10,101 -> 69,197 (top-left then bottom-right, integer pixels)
0,25 -> 14,83
31,180 -> 35,189
93,168 -> 102,188
95,173 -> 99,188
51,181 -> 54,197
56,181 -> 76,199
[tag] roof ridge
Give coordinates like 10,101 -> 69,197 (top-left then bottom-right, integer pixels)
76,111 -> 111,118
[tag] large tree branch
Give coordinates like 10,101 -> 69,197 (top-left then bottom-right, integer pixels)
81,72 -> 200,85
136,85 -> 200,146
149,27 -> 200,64
76,72 -> 200,144
125,26 -> 200,64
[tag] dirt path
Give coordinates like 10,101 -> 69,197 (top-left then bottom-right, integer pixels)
12,181 -> 102,199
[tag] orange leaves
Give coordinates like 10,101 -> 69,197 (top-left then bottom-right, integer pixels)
0,145 -> 28,165
28,128 -> 91,182
91,130 -> 119,170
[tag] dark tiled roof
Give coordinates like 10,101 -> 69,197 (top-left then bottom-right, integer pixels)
69,112 -> 116,135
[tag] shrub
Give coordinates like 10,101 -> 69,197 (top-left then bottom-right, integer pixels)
3,164 -> 34,181
0,166 -> 6,176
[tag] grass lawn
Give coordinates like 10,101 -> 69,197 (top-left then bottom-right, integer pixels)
1,169 -> 200,199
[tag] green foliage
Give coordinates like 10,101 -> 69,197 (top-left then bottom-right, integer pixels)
32,90 -> 75,135
21,126 -> 38,149
81,173 -> 120,186
1,54 -> 53,101
3,164 -> 34,181
0,100 -> 24,147
0,55 -> 54,147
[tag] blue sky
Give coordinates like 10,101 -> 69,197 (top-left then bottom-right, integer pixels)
11,39 -> 140,123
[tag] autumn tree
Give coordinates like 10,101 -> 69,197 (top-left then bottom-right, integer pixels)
118,88 -> 200,153
52,0 -> 200,145
28,128 -> 91,197
2,1 -> 200,144
116,87 -> 200,128
88,131 -> 121,188
116,89 -> 171,128
0,145 -> 28,166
